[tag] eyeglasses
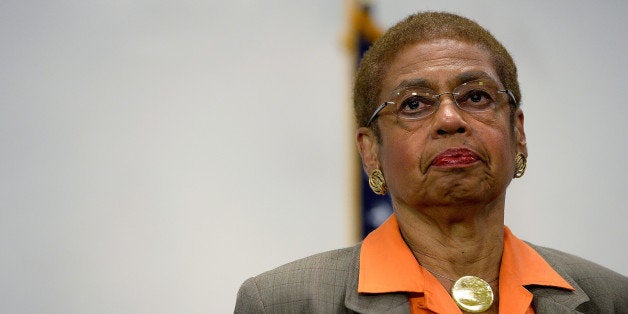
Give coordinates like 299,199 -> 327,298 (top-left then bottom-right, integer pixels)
366,80 -> 517,126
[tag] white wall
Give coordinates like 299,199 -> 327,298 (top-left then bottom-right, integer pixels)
1,1 -> 625,313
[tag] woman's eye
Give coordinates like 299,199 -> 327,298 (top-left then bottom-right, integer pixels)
404,97 -> 421,109
469,90 -> 490,102
459,90 -> 493,109
400,96 -> 430,111
396,95 -> 436,118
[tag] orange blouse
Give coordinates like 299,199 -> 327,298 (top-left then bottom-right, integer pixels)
358,215 -> 573,313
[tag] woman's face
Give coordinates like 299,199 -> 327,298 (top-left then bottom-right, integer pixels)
357,39 -> 527,209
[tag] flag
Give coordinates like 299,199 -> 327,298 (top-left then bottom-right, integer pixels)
344,0 -> 392,239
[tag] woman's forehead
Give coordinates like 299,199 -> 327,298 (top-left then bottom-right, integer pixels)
379,39 -> 500,96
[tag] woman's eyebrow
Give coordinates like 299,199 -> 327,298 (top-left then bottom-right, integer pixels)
455,71 -> 494,84
394,78 -> 430,90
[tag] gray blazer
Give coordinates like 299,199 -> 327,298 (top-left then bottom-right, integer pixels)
235,243 -> 627,313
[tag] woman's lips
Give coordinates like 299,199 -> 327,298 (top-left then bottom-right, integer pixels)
431,148 -> 480,167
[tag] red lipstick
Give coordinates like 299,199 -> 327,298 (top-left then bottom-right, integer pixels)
432,148 -> 480,167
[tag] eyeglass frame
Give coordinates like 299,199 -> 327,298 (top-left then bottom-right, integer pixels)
365,81 -> 518,127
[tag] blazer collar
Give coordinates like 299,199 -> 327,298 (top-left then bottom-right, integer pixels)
344,243 -> 411,313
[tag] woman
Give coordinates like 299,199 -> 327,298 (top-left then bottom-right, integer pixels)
235,12 -> 627,313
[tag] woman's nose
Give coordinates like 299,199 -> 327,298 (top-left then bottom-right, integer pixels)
430,95 -> 469,137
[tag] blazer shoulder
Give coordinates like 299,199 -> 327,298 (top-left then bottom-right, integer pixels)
528,243 -> 628,312
235,244 -> 361,313
529,243 -> 626,281
264,244 -> 360,275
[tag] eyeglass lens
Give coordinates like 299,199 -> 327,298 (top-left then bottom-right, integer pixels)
390,81 -> 505,120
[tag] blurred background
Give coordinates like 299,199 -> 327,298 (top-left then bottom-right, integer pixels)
1,1 -> 626,313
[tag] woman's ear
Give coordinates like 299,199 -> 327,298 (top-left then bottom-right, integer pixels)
356,127 -> 380,173
514,108 -> 527,156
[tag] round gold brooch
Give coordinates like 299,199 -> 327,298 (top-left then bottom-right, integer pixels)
450,275 -> 494,313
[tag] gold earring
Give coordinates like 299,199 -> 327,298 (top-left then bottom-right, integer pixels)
368,169 -> 387,195
514,152 -> 527,178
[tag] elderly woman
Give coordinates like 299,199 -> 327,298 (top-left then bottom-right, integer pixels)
235,12 -> 627,313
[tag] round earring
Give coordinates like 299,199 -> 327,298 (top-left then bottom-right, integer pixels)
368,169 -> 387,195
514,152 -> 527,178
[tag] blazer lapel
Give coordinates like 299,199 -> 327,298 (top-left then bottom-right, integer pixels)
528,244 -> 591,313
528,261 -> 590,313
529,284 -> 589,313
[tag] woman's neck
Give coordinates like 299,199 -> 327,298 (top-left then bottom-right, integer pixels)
394,196 -> 505,284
